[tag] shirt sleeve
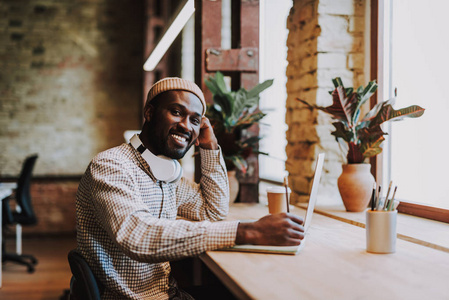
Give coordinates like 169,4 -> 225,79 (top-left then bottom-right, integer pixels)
176,146 -> 231,222
88,155 -> 239,263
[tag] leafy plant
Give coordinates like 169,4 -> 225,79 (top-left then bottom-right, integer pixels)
205,71 -> 274,173
297,77 -> 425,164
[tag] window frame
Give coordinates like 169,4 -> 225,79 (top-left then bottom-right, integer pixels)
371,0 -> 449,224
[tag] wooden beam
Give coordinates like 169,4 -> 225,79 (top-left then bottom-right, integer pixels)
206,48 -> 258,72
195,0 -> 222,104
369,0 -> 379,180
237,0 -> 260,202
194,0 -> 222,183
195,0 -> 261,202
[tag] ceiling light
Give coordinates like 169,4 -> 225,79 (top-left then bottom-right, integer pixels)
143,0 -> 195,71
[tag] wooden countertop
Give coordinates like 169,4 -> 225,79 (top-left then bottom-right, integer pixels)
200,203 -> 449,300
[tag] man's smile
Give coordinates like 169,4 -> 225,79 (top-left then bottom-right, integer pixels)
170,132 -> 190,147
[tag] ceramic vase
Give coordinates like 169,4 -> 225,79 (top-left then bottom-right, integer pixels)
337,164 -> 375,212
227,170 -> 239,203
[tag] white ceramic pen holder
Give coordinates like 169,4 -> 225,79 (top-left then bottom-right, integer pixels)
366,210 -> 397,254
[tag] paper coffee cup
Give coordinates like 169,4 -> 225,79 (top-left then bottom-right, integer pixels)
267,187 -> 291,214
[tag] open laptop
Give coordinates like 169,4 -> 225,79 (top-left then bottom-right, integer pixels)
219,153 -> 325,255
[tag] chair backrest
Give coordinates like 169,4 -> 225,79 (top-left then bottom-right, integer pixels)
68,249 -> 103,300
15,154 -> 38,224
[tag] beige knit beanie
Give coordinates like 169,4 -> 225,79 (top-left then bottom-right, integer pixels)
146,77 -> 206,116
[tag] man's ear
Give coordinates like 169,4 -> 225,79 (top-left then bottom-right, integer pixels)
144,104 -> 154,122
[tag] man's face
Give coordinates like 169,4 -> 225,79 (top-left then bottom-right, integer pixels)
144,90 -> 203,159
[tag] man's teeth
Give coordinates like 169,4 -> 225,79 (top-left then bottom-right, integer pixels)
172,134 -> 186,142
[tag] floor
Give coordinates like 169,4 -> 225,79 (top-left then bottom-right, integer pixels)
0,236 -> 76,300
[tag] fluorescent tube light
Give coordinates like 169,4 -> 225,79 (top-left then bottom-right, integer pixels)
143,0 -> 195,71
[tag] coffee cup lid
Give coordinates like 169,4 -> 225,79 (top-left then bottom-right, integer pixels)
267,186 -> 291,193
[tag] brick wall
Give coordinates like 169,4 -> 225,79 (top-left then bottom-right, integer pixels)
28,180 -> 78,236
0,0 -> 144,235
286,0 -> 366,205
0,0 -> 144,177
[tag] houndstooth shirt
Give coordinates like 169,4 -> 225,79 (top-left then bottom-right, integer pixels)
75,143 -> 239,299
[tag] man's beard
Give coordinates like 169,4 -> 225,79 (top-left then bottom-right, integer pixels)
162,141 -> 195,160
146,118 -> 197,159
150,130 -> 196,159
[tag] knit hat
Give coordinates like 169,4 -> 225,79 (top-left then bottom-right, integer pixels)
146,77 -> 206,116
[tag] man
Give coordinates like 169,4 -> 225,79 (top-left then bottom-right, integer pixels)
76,78 -> 304,299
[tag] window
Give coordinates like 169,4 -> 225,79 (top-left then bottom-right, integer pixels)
259,0 -> 292,183
378,0 -> 449,216
181,0 -> 293,184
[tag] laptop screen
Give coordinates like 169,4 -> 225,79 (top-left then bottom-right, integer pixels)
302,153 -> 325,232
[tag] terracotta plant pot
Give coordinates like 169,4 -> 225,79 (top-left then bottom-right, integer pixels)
227,170 -> 239,203
337,164 -> 375,212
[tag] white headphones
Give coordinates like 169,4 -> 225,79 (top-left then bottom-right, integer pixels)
129,134 -> 183,183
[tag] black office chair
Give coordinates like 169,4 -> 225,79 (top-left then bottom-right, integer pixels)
68,249 -> 103,300
2,154 -> 39,273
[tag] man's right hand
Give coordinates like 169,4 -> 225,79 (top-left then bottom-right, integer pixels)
235,213 -> 305,246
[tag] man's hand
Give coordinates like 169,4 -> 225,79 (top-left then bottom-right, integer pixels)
235,213 -> 305,246
195,116 -> 219,150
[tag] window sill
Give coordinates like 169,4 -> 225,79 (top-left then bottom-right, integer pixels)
311,204 -> 449,253
259,181 -> 449,252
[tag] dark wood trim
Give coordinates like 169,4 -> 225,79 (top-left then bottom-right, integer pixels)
194,0 -> 223,183
235,0 -> 260,203
260,178 -> 282,186
369,0 -> 379,180
398,202 -> 449,224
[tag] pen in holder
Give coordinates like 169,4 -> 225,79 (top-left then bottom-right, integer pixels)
366,210 -> 397,254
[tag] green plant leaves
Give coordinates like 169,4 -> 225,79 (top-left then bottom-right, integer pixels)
231,89 -> 249,122
205,71 -> 274,173
205,71 -> 273,133
247,79 -> 274,99
234,111 -> 267,130
353,80 -> 378,124
325,86 -> 354,124
299,78 -> 363,127
226,155 -> 248,174
361,101 -> 425,128
331,122 -> 353,143
296,77 -> 425,163
360,135 -> 385,158
357,125 -> 385,142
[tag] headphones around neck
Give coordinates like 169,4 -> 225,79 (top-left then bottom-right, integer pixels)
129,134 -> 183,183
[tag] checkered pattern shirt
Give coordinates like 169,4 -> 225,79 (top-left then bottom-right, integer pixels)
75,143 -> 239,299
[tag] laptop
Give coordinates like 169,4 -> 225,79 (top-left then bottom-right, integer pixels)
219,153 -> 325,255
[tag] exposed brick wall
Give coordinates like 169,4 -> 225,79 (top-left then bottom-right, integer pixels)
0,0 -> 144,177
286,0 -> 366,205
0,0 -> 144,235
27,179 -> 78,236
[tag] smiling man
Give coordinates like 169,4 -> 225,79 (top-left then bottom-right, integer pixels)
75,78 -> 304,300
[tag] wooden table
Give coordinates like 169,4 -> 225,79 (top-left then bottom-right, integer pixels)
0,183 -> 17,288
200,203 -> 449,300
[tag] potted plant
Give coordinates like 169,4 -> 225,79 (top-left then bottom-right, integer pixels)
297,77 -> 425,211
205,71 -> 273,202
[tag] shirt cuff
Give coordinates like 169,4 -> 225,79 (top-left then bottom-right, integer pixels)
204,220 -> 239,249
199,146 -> 227,172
